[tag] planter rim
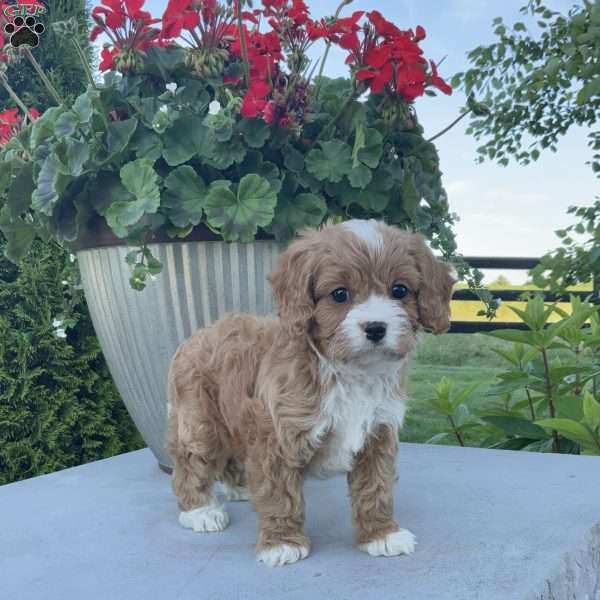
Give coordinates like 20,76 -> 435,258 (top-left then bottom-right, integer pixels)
71,217 -> 276,252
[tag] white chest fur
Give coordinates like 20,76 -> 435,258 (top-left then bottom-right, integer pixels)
307,359 -> 407,479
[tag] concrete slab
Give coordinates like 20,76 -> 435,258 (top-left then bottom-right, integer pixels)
1,445 -> 599,600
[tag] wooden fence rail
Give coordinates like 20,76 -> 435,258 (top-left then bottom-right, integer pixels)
449,256 -> 598,334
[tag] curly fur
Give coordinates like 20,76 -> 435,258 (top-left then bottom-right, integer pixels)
166,219 -> 455,565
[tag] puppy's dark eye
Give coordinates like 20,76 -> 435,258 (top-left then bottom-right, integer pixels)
391,284 -> 409,299
331,287 -> 349,303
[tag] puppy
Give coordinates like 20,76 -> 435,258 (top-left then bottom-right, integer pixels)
166,219 -> 455,567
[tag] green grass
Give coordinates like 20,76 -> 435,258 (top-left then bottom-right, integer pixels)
401,333 -> 508,446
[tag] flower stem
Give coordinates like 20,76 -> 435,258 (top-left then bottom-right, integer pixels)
541,347 -> 560,453
22,47 -> 65,106
525,386 -> 536,421
0,73 -> 35,121
235,0 -> 250,88
314,0 -> 354,100
314,86 -> 357,143
426,108 -> 472,143
72,37 -> 98,90
447,415 -> 465,447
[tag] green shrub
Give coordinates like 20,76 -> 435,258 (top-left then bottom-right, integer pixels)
426,296 -> 600,455
0,239 -> 144,485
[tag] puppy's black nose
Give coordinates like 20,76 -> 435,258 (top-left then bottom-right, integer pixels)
364,321 -> 387,343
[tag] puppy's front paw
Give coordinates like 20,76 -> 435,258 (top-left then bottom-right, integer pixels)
178,500 -> 230,532
257,543 -> 310,567
359,528 -> 416,557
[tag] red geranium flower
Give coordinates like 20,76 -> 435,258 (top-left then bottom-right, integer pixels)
99,45 -> 119,71
161,0 -> 200,39
91,0 -> 160,72
333,9 -> 450,102
240,80 -> 272,118
0,107 -> 39,145
429,60 -> 452,95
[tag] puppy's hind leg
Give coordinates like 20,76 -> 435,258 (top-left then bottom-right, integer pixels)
168,397 -> 230,533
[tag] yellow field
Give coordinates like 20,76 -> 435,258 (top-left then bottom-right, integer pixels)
451,283 -> 594,323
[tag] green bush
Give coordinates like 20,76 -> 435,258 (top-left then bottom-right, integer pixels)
0,239 -> 144,485
426,296 -> 600,455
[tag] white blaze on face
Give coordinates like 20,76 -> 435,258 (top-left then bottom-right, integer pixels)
342,219 -> 384,253
341,294 -> 410,354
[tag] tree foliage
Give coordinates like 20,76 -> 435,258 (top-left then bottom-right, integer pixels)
0,240 -> 144,485
452,0 -> 599,171
452,0 -> 600,292
0,0 -> 93,111
0,1 -> 144,485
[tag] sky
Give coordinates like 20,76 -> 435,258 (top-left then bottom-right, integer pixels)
136,1 -> 598,281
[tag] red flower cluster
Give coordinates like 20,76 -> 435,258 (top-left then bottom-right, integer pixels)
91,0 -> 160,72
232,27 -> 284,118
341,11 -> 451,100
88,0 -> 452,120
0,107 -> 39,145
161,0 -> 228,43
235,0 -> 326,124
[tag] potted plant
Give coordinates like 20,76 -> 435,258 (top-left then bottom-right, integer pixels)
1,0 -> 464,468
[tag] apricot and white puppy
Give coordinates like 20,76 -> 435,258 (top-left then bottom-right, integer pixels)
167,219 -> 455,567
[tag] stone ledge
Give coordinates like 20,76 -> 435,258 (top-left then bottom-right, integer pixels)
1,444 -> 599,600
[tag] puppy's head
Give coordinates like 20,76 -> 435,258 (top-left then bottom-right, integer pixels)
268,219 -> 456,364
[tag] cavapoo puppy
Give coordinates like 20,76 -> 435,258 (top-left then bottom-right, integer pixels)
166,219 -> 455,567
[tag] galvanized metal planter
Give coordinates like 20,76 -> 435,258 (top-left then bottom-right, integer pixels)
76,224 -> 284,469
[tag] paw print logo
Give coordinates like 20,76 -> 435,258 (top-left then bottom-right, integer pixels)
5,16 -> 45,48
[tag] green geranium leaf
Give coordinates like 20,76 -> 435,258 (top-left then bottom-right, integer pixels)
163,165 -> 207,227
238,152 -> 281,191
55,199 -> 79,243
131,128 -> 163,161
256,161 -> 282,193
30,107 -> 63,147
56,139 -> 90,177
162,116 -> 206,166
0,206 -> 36,261
283,146 -> 305,172
352,121 -> 366,168
357,128 -> 383,169
32,154 -> 64,215
145,46 -> 187,80
239,119 -> 271,148
55,111 -> 78,137
120,158 -> 160,211
333,172 -> 393,212
268,192 -> 327,240
72,91 -> 94,123
401,171 -> 420,222
7,163 -> 35,216
89,171 -> 134,216
201,133 -> 246,169
348,164 -> 372,189
106,118 -> 138,158
105,201 -> 143,238
205,174 -> 277,242
305,140 -> 353,182
176,79 -> 210,107
106,159 -> 160,237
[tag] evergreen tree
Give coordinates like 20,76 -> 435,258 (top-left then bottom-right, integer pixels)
1,0 -> 93,111
0,1 -> 144,485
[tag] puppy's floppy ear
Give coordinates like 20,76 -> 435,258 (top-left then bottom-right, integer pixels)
268,233 -> 318,339
410,234 -> 457,334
